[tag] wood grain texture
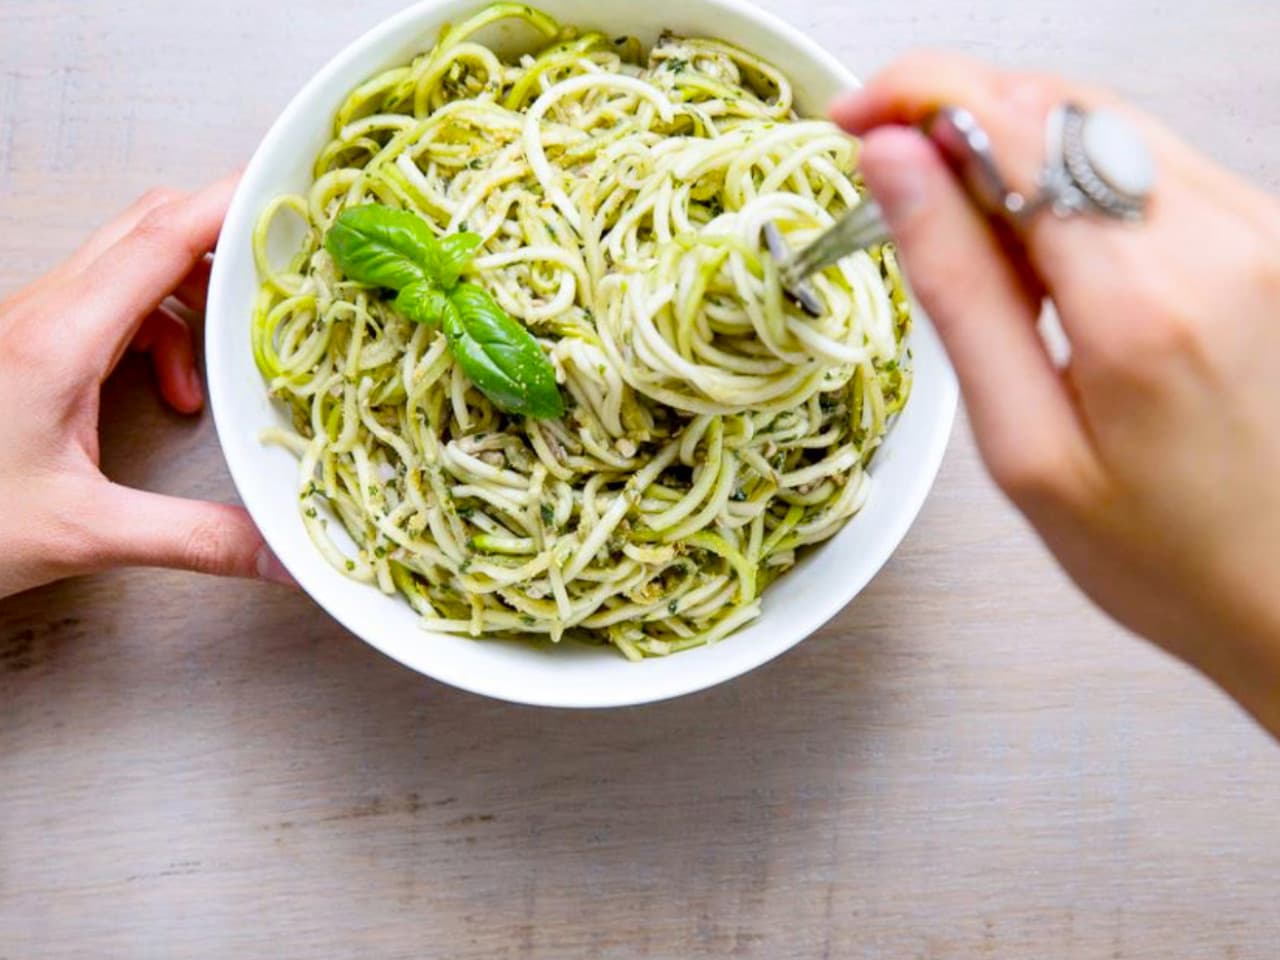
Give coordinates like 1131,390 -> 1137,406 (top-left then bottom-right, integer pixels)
2,1 -> 1280,957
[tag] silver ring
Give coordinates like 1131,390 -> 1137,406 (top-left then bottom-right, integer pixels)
928,103 -> 1155,226
1029,103 -> 1155,223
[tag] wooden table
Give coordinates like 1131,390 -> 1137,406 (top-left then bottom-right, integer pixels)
2,1 -> 1278,956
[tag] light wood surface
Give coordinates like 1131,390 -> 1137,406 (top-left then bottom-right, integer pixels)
2,1 -> 1279,956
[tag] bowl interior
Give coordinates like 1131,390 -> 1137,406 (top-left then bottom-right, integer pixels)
206,0 -> 958,708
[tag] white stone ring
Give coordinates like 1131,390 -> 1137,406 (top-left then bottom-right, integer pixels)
927,103 -> 1156,226
1031,103 -> 1155,222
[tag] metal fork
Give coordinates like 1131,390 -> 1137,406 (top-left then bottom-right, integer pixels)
764,201 -> 890,316
766,106 -> 1016,317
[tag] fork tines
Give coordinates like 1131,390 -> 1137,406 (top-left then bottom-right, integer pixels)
779,199 -> 889,291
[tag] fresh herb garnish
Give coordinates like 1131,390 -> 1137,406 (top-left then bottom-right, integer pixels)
325,204 -> 564,419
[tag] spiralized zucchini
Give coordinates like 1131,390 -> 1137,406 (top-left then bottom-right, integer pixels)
253,3 -> 912,659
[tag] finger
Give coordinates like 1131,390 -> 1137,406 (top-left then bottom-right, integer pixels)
131,306 -> 202,414
67,174 -> 238,376
92,483 -> 295,584
832,52 -> 1231,195
859,126 -> 1101,510
832,52 -> 1059,141
63,188 -> 187,279
172,255 -> 213,314
830,54 -> 1224,355
0,188 -> 183,315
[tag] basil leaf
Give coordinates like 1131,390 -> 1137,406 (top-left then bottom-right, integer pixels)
444,282 -> 564,419
427,232 -> 483,290
325,204 -> 557,418
324,205 -> 437,290
394,282 -> 452,328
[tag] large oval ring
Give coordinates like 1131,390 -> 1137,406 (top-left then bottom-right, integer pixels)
926,103 -> 1156,226
1032,103 -> 1156,222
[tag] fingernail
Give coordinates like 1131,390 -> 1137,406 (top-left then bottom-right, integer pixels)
186,368 -> 204,407
255,546 -> 297,587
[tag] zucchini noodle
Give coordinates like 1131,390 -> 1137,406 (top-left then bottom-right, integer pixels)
252,3 -> 912,659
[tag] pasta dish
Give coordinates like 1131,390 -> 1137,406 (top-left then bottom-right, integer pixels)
252,3 -> 911,659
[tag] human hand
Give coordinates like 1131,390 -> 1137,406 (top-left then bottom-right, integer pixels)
0,176 -> 293,600
831,55 -> 1280,734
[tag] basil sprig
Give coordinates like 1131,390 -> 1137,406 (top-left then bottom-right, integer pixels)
324,204 -> 564,419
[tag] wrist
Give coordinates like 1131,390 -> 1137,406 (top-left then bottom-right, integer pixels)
1190,582 -> 1280,738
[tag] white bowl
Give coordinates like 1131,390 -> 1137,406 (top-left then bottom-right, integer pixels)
206,0 -> 958,708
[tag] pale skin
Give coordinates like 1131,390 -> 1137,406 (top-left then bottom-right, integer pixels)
2,56 -> 1277,737
830,53 -> 1280,736
0,174 -> 293,598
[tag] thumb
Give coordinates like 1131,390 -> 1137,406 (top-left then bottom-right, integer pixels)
93,483 -> 294,584
855,126 -> 1093,504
